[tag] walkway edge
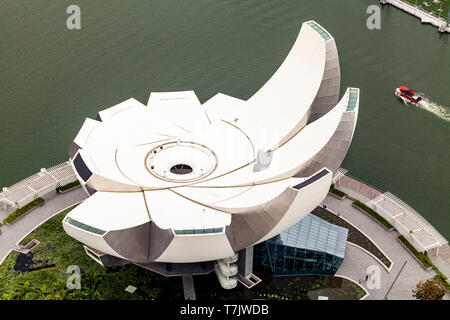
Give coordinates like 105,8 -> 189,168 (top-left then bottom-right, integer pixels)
347,242 -> 394,273
0,201 -> 83,267
334,274 -> 370,300
321,204 -> 394,272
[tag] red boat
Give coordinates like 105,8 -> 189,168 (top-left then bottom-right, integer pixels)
395,86 -> 422,103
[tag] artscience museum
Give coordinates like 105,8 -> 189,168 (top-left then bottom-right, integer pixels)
63,20 -> 359,289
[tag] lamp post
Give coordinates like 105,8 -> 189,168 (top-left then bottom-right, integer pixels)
383,260 -> 408,300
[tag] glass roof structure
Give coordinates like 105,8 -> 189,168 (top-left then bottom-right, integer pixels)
274,213 -> 348,258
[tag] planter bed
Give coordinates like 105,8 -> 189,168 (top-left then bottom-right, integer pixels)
3,198 -> 45,225
434,272 -> 450,291
328,184 -> 347,200
397,236 -> 450,289
397,235 -> 433,271
56,181 -> 81,194
351,201 -> 394,231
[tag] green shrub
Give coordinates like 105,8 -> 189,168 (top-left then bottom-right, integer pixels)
329,184 -> 347,198
434,272 -> 450,291
398,235 -> 433,269
3,198 -> 44,224
56,180 -> 80,192
352,200 -> 394,230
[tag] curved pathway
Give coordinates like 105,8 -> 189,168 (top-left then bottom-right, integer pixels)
324,194 -> 449,300
0,188 -> 88,265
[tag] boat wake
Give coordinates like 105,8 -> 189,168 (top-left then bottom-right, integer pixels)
400,94 -> 450,122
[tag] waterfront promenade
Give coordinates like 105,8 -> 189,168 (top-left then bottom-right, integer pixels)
324,194 -> 448,299
326,175 -> 450,300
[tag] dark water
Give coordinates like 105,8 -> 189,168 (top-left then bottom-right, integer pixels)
0,1 -> 449,238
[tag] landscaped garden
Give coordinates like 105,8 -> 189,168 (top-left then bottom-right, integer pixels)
312,206 -> 392,268
0,206 -> 183,300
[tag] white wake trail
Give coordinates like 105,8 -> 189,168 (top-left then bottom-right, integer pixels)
400,94 -> 450,122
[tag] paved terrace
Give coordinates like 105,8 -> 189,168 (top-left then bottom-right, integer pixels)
326,176 -> 450,300
0,187 -> 88,265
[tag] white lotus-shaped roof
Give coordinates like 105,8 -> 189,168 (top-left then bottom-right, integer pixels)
63,21 -> 359,264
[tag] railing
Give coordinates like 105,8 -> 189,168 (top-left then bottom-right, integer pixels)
336,168 -> 448,253
1,161 -> 77,210
367,192 -> 448,252
332,168 -> 348,184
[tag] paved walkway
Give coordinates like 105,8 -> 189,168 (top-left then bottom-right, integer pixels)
0,187 -> 88,265
430,245 -> 450,280
324,194 -> 449,300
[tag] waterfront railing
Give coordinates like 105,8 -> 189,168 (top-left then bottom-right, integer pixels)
335,168 -> 448,254
1,161 -> 77,210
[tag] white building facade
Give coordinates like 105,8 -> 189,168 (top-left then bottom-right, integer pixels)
63,21 -> 359,279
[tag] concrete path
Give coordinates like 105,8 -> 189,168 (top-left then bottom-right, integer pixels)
324,194 -> 449,300
0,188 -> 88,265
430,245 -> 450,280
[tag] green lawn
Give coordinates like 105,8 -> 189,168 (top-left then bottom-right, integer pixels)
403,0 -> 450,18
0,206 -> 182,300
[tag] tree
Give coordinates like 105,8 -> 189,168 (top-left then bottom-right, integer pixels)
412,278 -> 446,300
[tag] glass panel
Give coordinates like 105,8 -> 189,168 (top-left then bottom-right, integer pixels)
73,154 -> 93,182
65,217 -> 106,235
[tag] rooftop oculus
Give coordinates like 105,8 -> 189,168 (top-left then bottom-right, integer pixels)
170,164 -> 193,175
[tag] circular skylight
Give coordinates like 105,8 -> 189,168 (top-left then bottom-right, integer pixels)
170,164 -> 193,175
